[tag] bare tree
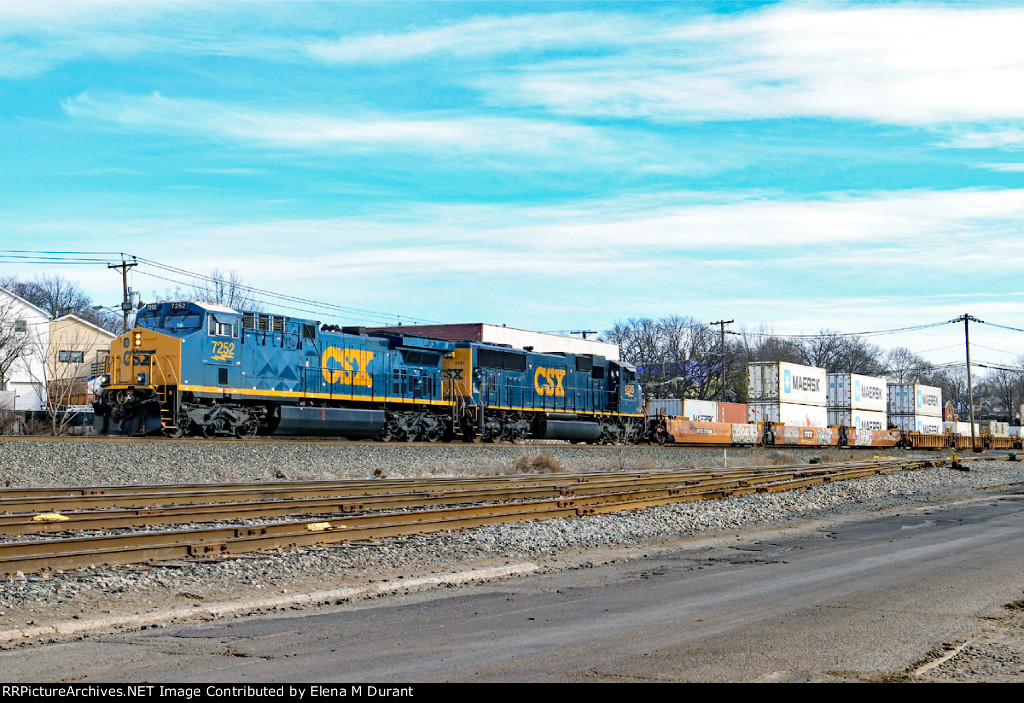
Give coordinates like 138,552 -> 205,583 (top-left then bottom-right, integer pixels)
603,316 -> 722,399
190,269 -> 264,311
883,347 -> 932,383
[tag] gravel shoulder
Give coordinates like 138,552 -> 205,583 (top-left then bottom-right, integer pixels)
2,440 -> 1024,681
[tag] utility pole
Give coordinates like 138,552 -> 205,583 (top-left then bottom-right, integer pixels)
572,330 -> 598,340
108,255 -> 137,333
709,319 -> 734,402
957,313 -> 981,450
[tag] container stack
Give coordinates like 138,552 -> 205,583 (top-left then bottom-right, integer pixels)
826,373 -> 887,431
887,383 -> 943,434
747,361 -> 827,427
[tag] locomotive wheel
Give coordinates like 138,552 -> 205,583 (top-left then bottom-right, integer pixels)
165,425 -> 186,439
202,424 -> 218,439
235,421 -> 258,439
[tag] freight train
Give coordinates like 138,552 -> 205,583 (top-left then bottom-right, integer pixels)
92,301 -> 647,443
91,300 -> 1010,450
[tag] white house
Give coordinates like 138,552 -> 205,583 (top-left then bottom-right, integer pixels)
0,286 -> 49,411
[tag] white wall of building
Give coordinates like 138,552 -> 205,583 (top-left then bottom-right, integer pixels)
0,287 -> 50,411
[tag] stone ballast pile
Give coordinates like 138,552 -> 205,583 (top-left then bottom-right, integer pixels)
0,438 -> 923,488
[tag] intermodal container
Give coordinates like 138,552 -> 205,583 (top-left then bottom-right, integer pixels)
887,383 -> 942,418
646,398 -> 718,422
826,373 -> 887,413
889,414 -> 944,435
748,402 -> 827,427
747,362 -> 826,406
718,402 -> 748,424
986,421 -> 1010,437
827,409 -> 887,431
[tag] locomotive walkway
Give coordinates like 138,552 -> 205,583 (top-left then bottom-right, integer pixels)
0,456 -> 983,576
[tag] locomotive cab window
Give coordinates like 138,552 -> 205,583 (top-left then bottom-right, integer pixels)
208,315 -> 237,338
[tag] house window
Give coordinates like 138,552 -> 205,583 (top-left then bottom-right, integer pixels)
58,350 -> 85,363
14,319 -> 26,334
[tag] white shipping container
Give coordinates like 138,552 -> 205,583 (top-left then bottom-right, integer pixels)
987,421 -> 1010,437
0,391 -> 13,411
747,362 -> 827,406
681,399 -> 717,423
944,421 -> 980,435
887,383 -> 942,418
827,373 -> 887,412
748,402 -> 828,428
646,398 -> 718,422
889,415 -> 944,435
827,409 -> 888,431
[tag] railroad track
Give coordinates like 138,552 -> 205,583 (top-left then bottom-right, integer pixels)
0,455 -> 992,576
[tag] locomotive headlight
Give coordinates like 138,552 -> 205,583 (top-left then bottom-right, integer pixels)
136,373 -> 147,384
100,375 -> 110,386
133,332 -> 143,347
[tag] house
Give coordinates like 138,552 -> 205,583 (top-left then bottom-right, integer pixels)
0,286 -> 49,411
47,315 -> 116,408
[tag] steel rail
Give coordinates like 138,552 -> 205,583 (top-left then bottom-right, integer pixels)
0,460 -> 935,534
0,457 -> 953,575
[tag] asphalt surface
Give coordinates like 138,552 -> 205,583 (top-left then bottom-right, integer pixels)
6,487 -> 1024,682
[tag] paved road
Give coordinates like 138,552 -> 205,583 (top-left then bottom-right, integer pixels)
7,490 -> 1024,682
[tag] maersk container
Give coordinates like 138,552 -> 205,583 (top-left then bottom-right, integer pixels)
887,383 -> 942,418
889,414 -> 944,435
826,373 -> 887,413
827,409 -> 887,432
646,398 -> 718,422
747,362 -> 827,407
748,402 -> 827,428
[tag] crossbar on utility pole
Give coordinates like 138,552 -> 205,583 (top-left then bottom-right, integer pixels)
710,319 -> 734,402
108,255 -> 137,334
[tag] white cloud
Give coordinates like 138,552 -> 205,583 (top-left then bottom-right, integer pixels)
473,5 -> 1024,126
979,163 -> 1024,172
59,91 -> 712,172
306,12 -> 641,64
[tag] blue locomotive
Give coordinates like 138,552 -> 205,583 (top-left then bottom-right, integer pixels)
93,301 -> 645,443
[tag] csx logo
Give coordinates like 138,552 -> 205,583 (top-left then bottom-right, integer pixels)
441,369 -> 464,380
534,366 -> 566,397
322,348 -> 374,387
122,350 -> 155,366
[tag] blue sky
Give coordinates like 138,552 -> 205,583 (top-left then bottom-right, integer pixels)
2,0 -> 1024,367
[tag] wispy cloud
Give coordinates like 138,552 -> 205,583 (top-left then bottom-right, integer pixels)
468,6 -> 1024,126
306,12 -> 650,64
58,91 -> 712,173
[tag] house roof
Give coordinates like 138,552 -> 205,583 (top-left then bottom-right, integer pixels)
51,314 -> 117,339
0,285 -> 50,319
